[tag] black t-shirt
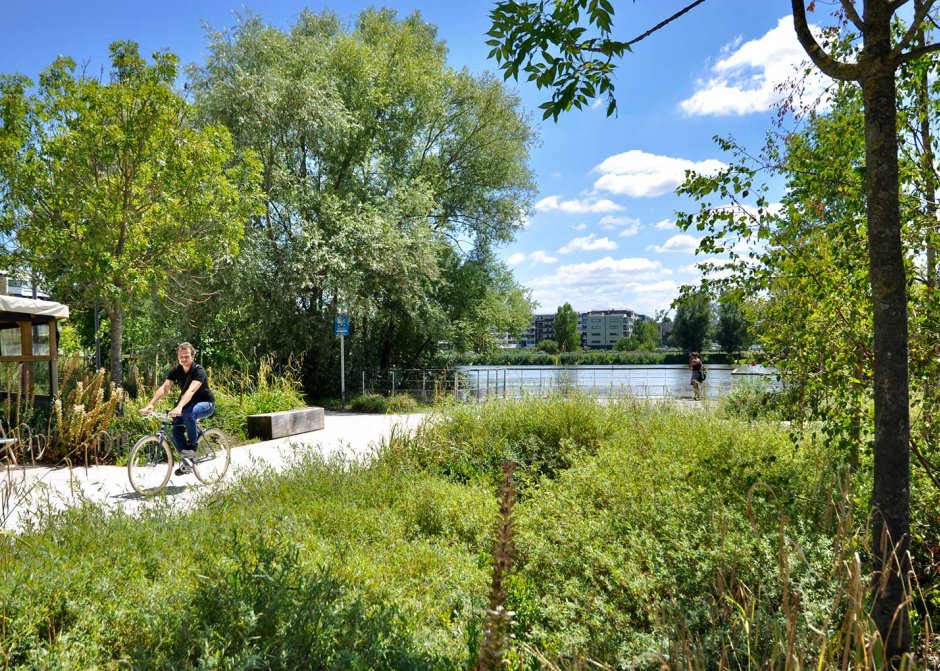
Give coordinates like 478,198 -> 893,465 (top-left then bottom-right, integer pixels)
166,363 -> 215,405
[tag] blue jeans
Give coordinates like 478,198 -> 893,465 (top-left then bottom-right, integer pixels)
171,401 -> 215,453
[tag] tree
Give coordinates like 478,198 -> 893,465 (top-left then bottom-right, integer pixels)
189,9 -> 536,390
714,295 -> 751,357
536,338 -> 559,354
614,318 -> 660,351
553,303 -> 580,352
0,42 -> 261,384
487,1 -> 940,657
670,291 -> 711,353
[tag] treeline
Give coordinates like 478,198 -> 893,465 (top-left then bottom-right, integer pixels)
0,9 -> 537,395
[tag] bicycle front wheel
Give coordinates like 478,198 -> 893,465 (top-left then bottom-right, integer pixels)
193,428 -> 231,485
127,435 -> 173,496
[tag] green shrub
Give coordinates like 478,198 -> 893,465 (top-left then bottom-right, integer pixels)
536,339 -> 559,354
718,378 -> 788,420
350,393 -> 387,413
386,394 -> 419,413
507,410 -> 840,668
0,453 -> 492,668
389,393 -> 623,489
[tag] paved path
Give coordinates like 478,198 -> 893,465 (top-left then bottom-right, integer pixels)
0,411 -> 428,533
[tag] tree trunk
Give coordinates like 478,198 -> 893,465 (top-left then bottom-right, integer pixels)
108,302 -> 124,388
916,19 -> 938,290
860,20 -> 911,660
379,321 -> 395,370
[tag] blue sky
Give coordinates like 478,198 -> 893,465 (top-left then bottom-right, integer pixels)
1,1 -> 821,317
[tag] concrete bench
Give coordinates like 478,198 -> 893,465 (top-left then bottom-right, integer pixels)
247,407 -> 325,441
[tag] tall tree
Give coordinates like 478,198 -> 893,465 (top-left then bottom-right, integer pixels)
189,9 -> 536,390
0,42 -> 261,384
614,318 -> 660,351
487,2 -> 940,658
714,295 -> 751,357
553,302 -> 580,352
670,290 -> 711,353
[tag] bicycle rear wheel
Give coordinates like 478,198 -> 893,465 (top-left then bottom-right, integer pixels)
193,427 -> 231,484
127,435 -> 173,496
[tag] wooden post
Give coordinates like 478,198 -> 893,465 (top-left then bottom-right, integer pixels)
49,319 -> 58,398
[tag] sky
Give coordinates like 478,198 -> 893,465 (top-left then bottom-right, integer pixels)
0,0 -> 826,317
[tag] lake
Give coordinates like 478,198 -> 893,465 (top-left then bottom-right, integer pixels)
456,364 -> 778,401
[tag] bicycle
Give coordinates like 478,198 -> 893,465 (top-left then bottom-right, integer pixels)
127,412 -> 231,496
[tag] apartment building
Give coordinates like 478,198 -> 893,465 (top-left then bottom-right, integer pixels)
513,309 -> 653,349
518,313 -> 555,347
580,309 -> 635,349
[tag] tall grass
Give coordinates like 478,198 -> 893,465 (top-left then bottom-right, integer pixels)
0,396 -> 933,668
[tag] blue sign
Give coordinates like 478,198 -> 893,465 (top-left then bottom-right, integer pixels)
333,314 -> 350,336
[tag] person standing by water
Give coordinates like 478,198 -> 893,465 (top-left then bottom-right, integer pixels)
689,351 -> 704,401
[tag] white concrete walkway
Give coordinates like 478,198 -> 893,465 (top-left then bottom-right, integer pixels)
0,411 -> 428,532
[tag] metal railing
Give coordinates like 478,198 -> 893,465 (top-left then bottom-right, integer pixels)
354,365 -> 779,403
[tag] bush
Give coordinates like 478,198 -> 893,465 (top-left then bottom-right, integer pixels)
388,393 -> 624,489
718,377 -> 787,420
536,339 -> 559,354
386,394 -> 419,413
0,453 -> 493,668
350,393 -> 387,413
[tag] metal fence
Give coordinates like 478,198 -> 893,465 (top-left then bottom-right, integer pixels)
355,368 -> 470,402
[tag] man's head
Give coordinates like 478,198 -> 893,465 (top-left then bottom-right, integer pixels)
177,342 -> 196,368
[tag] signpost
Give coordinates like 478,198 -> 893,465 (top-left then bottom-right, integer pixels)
334,315 -> 350,404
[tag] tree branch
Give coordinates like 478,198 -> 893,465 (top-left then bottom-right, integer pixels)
840,0 -> 864,31
791,0 -> 859,81
891,0 -> 937,60
624,0 -> 709,49
895,40 -> 940,65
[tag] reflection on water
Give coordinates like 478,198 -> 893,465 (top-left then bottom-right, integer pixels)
458,365 -> 779,401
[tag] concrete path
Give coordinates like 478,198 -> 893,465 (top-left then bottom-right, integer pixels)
0,411 -> 428,533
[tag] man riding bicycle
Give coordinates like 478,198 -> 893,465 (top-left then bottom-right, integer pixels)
141,342 -> 215,475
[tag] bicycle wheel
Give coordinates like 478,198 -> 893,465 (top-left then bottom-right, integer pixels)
193,427 -> 231,484
127,435 -> 173,496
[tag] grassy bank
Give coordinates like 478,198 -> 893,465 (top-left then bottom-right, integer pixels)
0,396 -> 932,668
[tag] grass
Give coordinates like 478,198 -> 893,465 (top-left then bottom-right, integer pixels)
0,395 -> 934,669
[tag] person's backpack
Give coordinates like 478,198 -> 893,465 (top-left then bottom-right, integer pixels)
700,367 -> 707,382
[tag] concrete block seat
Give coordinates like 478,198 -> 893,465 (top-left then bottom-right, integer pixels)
247,407 -> 325,440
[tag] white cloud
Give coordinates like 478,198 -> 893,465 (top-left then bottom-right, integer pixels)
535,194 -> 624,214
507,250 -> 558,266
559,234 -> 619,254
572,223 -> 587,231
654,219 -> 676,231
650,234 -> 703,254
680,16 -> 831,116
599,215 -> 641,237
529,250 -> 559,264
592,150 -> 726,198
526,256 -> 677,315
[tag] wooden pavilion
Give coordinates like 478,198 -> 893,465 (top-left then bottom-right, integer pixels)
0,294 -> 69,403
